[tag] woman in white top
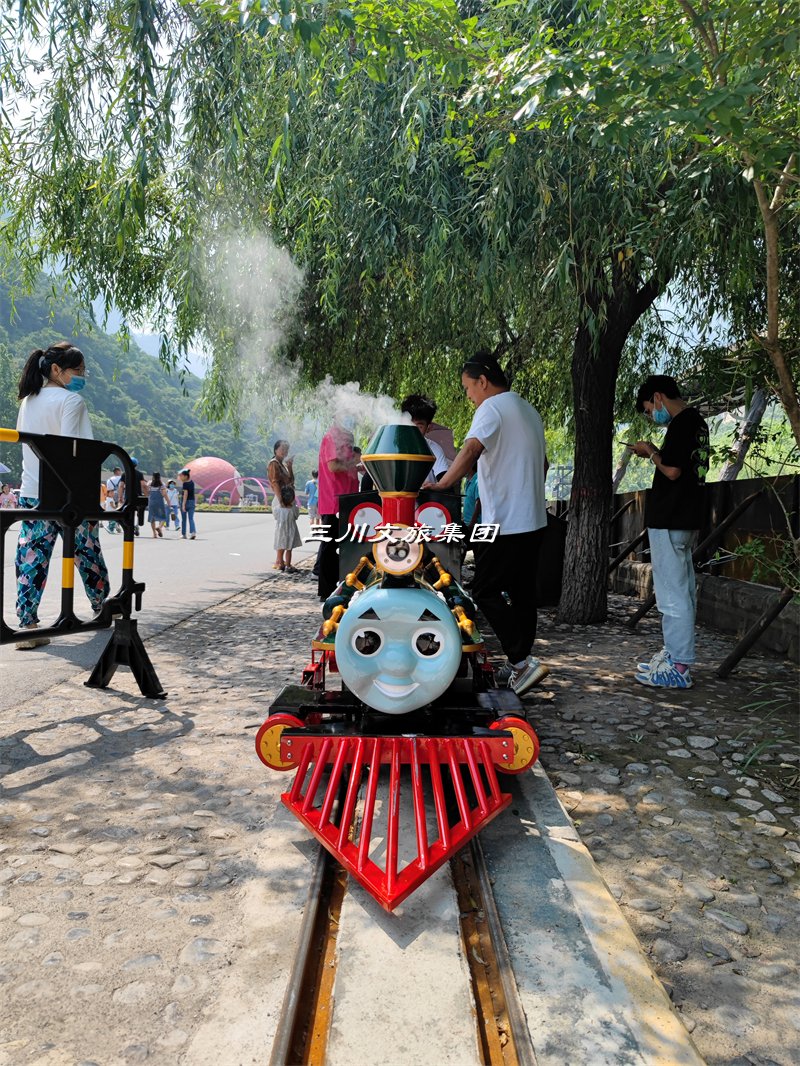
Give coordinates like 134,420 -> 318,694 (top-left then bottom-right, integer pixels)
14,342 -> 110,649
267,439 -> 302,572
165,479 -> 180,530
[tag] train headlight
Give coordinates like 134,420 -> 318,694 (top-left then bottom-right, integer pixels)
373,524 -> 424,576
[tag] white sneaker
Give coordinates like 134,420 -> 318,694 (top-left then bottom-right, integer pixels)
637,647 -> 669,673
16,624 -> 51,651
635,654 -> 694,689
494,661 -> 515,687
510,656 -> 550,696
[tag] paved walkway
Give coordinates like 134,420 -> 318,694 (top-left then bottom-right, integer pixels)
0,566 -> 796,1065
530,595 -> 799,1066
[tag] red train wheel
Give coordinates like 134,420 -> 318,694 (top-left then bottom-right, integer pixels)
255,714 -> 305,771
490,716 -> 540,774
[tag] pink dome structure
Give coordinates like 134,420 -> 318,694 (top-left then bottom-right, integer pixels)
181,456 -> 244,504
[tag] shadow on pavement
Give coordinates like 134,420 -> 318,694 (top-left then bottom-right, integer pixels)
0,700 -> 194,799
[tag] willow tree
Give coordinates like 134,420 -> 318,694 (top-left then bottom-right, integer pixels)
202,5 -> 755,623
0,0 -> 781,624
462,0 -> 796,620
495,0 -> 799,440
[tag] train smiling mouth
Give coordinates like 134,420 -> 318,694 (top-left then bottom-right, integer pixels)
373,680 -> 420,698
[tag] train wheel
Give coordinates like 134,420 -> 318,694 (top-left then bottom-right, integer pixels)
490,716 -> 540,774
255,714 -> 305,771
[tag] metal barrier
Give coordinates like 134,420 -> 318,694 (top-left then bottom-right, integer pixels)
0,427 -> 166,698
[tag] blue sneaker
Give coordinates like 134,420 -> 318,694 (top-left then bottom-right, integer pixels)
635,654 -> 693,689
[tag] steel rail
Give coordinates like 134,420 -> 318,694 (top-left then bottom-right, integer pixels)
470,837 -> 538,1066
268,843 -> 332,1066
270,771 -> 537,1066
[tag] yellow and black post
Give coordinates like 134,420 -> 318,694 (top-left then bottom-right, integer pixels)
0,428 -> 166,698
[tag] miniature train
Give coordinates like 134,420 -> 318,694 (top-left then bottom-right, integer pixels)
255,424 -> 540,911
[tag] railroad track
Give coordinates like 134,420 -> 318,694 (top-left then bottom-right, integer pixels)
269,836 -> 537,1066
264,765 -> 705,1066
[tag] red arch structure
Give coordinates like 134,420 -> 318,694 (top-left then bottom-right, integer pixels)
207,476 -> 271,505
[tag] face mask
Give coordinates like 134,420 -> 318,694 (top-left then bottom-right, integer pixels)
652,402 -> 671,425
65,376 -> 86,393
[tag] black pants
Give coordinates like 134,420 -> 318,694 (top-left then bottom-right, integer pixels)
317,513 -> 341,600
472,529 -> 545,664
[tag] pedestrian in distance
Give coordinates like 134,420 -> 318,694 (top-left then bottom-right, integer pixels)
0,482 -> 18,508
628,375 -> 710,689
178,468 -> 197,539
13,341 -> 109,649
268,439 -> 302,572
165,478 -> 180,530
147,472 -> 169,538
437,351 -> 550,696
305,469 -> 320,525
104,465 -> 123,534
102,483 -> 120,532
316,421 -> 360,600
116,457 -> 147,536
106,466 -> 122,498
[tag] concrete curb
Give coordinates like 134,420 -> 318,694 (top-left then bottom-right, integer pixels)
481,764 -> 706,1066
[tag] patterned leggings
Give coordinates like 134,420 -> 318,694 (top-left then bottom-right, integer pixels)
16,497 -> 110,627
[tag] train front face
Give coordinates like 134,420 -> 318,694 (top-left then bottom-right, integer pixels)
334,584 -> 463,715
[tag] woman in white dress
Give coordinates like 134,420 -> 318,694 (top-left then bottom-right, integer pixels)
267,440 -> 302,572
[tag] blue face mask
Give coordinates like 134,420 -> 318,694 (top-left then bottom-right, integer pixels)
65,376 -> 86,393
652,402 -> 671,425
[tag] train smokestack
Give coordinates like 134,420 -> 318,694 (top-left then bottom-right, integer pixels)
362,424 -> 434,525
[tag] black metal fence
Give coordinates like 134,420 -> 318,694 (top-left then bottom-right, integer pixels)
0,428 -> 165,698
609,475 -> 798,587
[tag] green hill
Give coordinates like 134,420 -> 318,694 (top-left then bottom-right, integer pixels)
0,276 -> 270,484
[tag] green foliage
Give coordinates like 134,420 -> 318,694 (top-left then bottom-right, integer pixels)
488,0 -> 799,403
196,503 -> 269,512
2,0 -> 787,427
732,533 -> 799,593
0,275 -> 273,481
0,0 -> 796,624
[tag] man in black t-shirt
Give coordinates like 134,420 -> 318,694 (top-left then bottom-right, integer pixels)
179,468 -> 197,539
629,375 -> 709,689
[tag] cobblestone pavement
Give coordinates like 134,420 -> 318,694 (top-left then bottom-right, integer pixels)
527,596 -> 799,1066
0,568 -> 797,1066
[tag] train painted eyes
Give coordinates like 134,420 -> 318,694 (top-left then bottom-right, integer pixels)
352,629 -> 382,656
352,623 -> 444,659
414,630 -> 443,657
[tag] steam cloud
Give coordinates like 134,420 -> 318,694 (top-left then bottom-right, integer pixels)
203,228 -> 408,447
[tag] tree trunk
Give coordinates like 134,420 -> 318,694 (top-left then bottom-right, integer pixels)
720,387 -> 768,481
558,322 -> 621,623
751,158 -> 800,448
558,266 -> 665,625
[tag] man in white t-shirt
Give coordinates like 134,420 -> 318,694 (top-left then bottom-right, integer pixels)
437,352 -> 550,695
104,466 -> 123,533
106,466 -> 122,496
401,394 -> 452,480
